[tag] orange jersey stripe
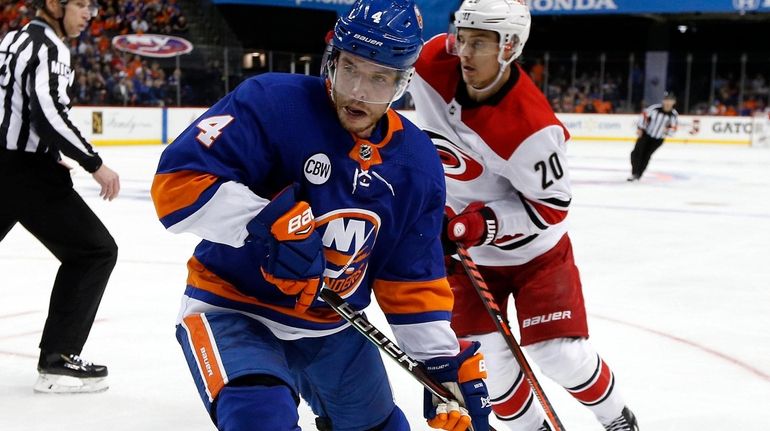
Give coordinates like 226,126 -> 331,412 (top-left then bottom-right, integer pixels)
151,170 -> 219,219
182,313 -> 227,402
373,277 -> 453,315
187,257 -> 341,324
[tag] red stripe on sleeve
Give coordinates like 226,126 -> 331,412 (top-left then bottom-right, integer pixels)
524,198 -> 569,225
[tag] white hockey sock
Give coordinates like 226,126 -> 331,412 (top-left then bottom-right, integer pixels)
464,333 -> 546,431
526,338 -> 626,426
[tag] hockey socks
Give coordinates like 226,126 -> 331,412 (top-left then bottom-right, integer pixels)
527,338 -> 628,426
490,369 -> 547,430
472,334 -> 635,430
216,384 -> 300,431
564,355 -> 619,419
371,406 -> 410,431
468,333 -> 546,431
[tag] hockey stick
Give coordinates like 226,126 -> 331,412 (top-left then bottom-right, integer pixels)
453,244 -> 566,431
318,287 -> 499,431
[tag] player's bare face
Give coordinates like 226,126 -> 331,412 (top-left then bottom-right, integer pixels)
63,0 -> 93,37
662,99 -> 675,112
333,53 -> 394,138
334,90 -> 388,138
456,29 -> 501,89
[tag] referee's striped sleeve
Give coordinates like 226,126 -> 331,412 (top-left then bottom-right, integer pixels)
667,112 -> 679,136
29,39 -> 102,172
637,105 -> 652,130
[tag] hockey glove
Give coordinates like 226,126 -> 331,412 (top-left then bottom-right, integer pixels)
247,184 -> 325,313
423,341 -> 491,431
446,202 -> 498,249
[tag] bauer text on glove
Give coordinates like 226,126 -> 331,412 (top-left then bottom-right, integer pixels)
423,341 -> 492,431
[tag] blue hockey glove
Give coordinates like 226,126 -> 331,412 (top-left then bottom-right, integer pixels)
423,341 -> 491,431
247,184 -> 325,313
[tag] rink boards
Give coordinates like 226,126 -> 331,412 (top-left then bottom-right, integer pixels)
69,106 -> 756,146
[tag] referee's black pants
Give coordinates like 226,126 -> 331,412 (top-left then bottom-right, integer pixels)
630,132 -> 665,178
0,150 -> 117,356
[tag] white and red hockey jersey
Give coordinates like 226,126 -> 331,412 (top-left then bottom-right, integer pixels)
409,34 -> 572,266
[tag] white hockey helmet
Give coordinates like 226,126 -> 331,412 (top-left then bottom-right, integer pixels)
453,0 -> 531,63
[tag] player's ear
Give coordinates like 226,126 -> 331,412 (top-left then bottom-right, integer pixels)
45,0 -> 64,17
502,39 -> 516,61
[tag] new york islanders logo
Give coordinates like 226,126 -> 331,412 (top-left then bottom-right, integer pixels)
425,130 -> 484,181
316,209 -> 380,298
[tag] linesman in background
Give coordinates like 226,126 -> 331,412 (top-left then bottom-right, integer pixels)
628,92 -> 678,181
0,0 -> 119,393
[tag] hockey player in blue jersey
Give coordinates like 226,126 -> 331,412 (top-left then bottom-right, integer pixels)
150,0 -> 492,430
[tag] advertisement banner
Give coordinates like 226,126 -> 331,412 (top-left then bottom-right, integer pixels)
211,0 -> 454,39
70,107 -> 164,146
68,107 -> 753,146
555,113 -> 753,145
527,0 -> 770,15
401,111 -> 752,145
214,0 -> 770,17
112,34 -> 194,58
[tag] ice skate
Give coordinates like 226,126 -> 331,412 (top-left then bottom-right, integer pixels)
605,406 -> 639,431
34,352 -> 109,394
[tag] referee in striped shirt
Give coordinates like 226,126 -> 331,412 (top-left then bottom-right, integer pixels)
628,91 -> 679,181
0,0 -> 119,392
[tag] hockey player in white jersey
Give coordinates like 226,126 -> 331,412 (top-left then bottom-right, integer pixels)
408,0 -> 639,430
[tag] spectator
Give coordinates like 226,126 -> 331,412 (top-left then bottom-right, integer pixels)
171,14 -> 187,33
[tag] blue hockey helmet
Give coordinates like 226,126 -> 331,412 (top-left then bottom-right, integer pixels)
323,0 -> 424,105
330,0 -> 424,70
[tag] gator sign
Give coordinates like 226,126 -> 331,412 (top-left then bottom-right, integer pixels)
112,34 -> 193,58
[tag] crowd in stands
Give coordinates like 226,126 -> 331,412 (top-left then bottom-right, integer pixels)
690,73 -> 769,116
523,55 -> 770,116
537,69 -> 629,114
2,2 -> 769,115
1,0 -> 190,106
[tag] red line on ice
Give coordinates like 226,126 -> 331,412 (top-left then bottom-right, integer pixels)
591,313 -> 770,382
0,310 -> 41,320
0,350 -> 37,359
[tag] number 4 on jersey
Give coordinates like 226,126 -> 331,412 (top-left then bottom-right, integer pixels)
196,115 -> 234,147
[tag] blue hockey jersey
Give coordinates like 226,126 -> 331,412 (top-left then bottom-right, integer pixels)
152,73 -> 459,360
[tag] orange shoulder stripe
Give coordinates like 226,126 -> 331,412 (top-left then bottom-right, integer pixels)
373,277 -> 453,315
151,170 -> 219,219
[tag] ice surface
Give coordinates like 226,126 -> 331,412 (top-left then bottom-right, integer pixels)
2,140 -> 769,430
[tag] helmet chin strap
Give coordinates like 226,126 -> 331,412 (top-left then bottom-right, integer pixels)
468,40 -> 516,95
470,62 -> 508,94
